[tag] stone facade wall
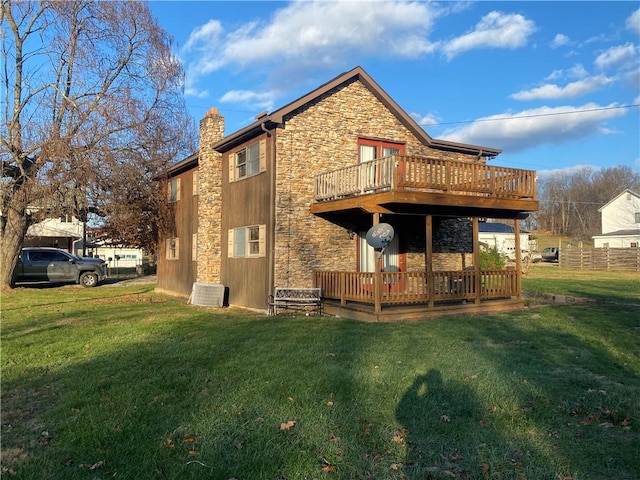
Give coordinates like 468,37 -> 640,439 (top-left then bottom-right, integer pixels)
272,79 -> 478,287
197,109 -> 225,283
432,218 -> 473,270
194,80 -> 485,294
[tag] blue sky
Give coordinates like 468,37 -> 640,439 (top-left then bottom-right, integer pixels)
149,1 -> 640,180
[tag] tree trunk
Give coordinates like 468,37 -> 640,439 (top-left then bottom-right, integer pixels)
0,189 -> 29,290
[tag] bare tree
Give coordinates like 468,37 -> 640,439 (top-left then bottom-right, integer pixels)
1,0 -> 195,288
537,166 -> 640,239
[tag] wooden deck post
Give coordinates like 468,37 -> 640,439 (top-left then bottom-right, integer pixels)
373,213 -> 382,315
472,217 -> 481,305
514,219 -> 522,299
426,215 -> 434,309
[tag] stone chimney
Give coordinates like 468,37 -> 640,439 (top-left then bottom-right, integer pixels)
197,107 -> 225,284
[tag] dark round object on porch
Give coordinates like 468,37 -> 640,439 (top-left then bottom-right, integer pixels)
366,223 -> 395,248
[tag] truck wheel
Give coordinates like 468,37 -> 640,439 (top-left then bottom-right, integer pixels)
80,272 -> 98,287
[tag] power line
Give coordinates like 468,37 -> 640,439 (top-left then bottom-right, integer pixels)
424,104 -> 640,127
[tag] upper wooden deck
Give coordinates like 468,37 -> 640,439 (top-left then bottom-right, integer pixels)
311,155 -> 538,218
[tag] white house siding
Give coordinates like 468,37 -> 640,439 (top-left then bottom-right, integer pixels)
593,190 -> 640,248
593,234 -> 640,248
27,216 -> 83,238
600,190 -> 640,234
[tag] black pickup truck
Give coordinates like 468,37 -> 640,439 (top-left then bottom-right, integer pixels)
14,247 -> 108,287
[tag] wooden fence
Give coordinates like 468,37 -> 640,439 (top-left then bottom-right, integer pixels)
559,247 -> 640,271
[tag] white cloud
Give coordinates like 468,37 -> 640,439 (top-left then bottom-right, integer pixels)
594,43 -> 638,70
410,112 -> 440,126
567,64 -> 589,79
626,8 -> 640,34
439,103 -> 626,152
182,0 -> 438,82
550,33 -> 571,49
184,87 -> 210,99
441,11 -> 536,59
536,164 -> 601,183
183,19 -> 223,52
545,64 -> 588,82
219,90 -> 275,111
510,75 -> 614,100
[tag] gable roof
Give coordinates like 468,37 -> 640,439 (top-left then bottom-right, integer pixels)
479,222 -> 514,234
592,228 -> 640,237
213,66 -> 502,158
598,189 -> 640,212
478,222 -> 529,234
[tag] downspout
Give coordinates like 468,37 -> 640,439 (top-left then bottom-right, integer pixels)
262,122 -> 276,304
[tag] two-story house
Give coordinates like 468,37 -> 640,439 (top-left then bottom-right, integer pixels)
592,189 -> 640,248
156,66 -> 538,320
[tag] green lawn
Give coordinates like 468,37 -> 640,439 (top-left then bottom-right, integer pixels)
1,269 -> 639,479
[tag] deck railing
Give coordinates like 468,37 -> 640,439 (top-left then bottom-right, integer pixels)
314,269 -> 518,307
314,155 -> 536,201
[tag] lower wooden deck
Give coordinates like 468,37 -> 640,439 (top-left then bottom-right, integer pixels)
322,297 -> 526,322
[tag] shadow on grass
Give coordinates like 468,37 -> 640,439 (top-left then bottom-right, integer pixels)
3,294 -> 639,479
396,369 -> 505,478
1,311 -> 399,479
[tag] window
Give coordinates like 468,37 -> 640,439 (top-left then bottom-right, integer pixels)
358,233 -> 399,272
193,170 -> 199,196
168,178 -> 181,203
229,139 -> 266,182
635,212 -> 640,223
358,138 -> 404,162
166,237 -> 179,260
228,225 -> 266,258
192,233 -> 198,261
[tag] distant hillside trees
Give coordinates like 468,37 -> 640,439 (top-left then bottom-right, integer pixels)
536,166 -> 640,239
1,1 -> 195,289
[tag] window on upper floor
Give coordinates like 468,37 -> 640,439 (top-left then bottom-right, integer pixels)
358,138 -> 404,163
192,233 -> 197,261
228,225 -> 266,258
229,139 -> 266,182
168,178 -> 181,203
193,170 -> 199,196
635,212 -> 640,223
166,237 -> 179,260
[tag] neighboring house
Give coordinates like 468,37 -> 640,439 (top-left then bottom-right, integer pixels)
25,214 -> 84,251
25,213 -> 145,268
592,189 -> 640,248
156,66 -> 538,320
478,221 -> 535,261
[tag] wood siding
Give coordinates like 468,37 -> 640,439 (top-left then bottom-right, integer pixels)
156,168 -> 199,296
220,133 -> 272,309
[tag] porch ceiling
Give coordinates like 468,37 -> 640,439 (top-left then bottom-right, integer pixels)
310,190 -> 538,223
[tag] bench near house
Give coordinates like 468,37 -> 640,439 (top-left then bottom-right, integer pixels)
155,66 -> 538,321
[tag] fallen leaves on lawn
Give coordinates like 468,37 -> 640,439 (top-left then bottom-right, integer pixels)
321,463 -> 336,473
39,431 -> 52,446
280,420 -> 296,431
79,460 -> 104,471
392,429 -> 407,444
182,435 -> 197,443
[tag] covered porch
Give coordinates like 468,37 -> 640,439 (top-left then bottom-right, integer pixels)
310,155 -> 538,321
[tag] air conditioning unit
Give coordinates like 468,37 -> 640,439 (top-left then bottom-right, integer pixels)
189,282 -> 225,307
